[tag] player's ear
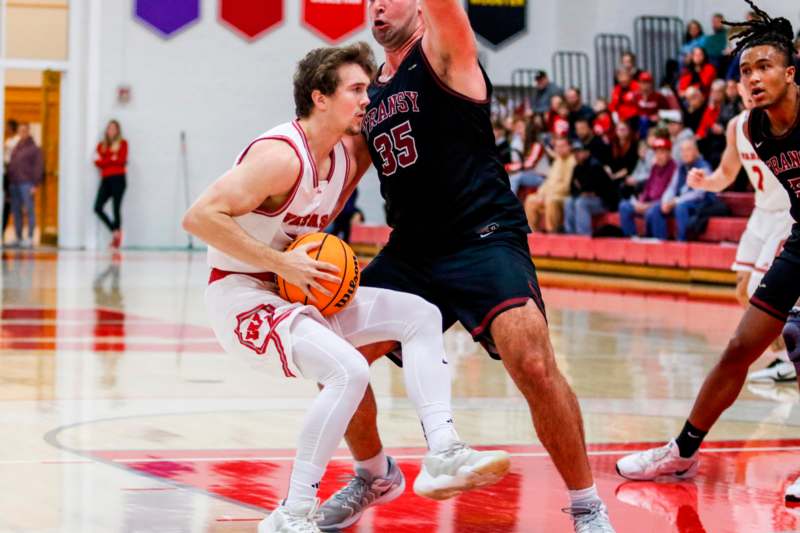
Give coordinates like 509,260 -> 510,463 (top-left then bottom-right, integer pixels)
311,89 -> 327,112
785,64 -> 796,84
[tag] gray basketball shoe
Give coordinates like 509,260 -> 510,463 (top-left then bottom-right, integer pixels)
315,456 -> 405,531
564,501 -> 616,533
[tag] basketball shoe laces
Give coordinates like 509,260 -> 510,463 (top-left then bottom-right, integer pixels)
330,473 -> 394,512
562,503 -> 615,533
284,499 -> 321,532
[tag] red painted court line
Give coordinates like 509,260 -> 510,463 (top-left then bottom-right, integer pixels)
0,340 -> 223,352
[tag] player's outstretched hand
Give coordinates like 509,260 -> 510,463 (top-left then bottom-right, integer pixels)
687,167 -> 710,190
279,242 -> 341,302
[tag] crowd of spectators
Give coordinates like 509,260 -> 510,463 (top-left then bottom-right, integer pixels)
493,11 -> 800,241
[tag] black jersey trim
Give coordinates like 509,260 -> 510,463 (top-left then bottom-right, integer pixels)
418,40 -> 490,105
749,88 -> 800,142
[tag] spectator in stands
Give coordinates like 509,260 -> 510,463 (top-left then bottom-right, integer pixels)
696,79 -> 725,138
564,87 -> 594,133
609,68 -> 640,127
678,47 -> 717,98
681,20 -> 706,59
508,118 -> 549,194
524,136 -> 575,233
647,139 -> 713,241
574,117 -> 610,165
683,86 -> 707,133
493,120 -> 513,166
618,136 -> 676,237
660,110 -> 695,162
697,79 -> 727,167
329,188 -> 361,244
627,138 -> 654,198
564,141 -> 618,236
702,13 -> 728,66
551,101 -> 571,139
592,98 -> 614,144
531,70 -> 563,114
635,71 -> 668,137
620,52 -> 641,81
608,121 -> 640,197
2,119 -> 19,246
717,79 -> 744,125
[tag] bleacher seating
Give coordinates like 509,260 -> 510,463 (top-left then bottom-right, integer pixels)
349,192 -> 753,285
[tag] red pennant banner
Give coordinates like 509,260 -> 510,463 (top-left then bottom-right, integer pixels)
219,0 -> 283,41
302,0 -> 366,43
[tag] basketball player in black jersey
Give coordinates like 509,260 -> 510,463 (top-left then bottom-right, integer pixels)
315,1 -> 615,532
617,0 -> 800,504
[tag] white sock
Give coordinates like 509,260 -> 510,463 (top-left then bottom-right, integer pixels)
419,405 -> 460,452
286,459 -> 324,508
355,450 -> 388,478
569,484 -> 601,508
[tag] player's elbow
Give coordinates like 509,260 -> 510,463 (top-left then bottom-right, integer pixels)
181,204 -> 205,236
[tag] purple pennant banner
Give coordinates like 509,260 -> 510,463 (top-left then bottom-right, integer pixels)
134,0 -> 200,38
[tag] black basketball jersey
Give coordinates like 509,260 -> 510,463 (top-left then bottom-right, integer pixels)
363,39 -> 529,253
748,100 -> 800,222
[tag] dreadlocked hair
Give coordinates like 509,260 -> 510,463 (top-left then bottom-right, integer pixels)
723,0 -> 797,66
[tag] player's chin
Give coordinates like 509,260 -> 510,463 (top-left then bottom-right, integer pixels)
345,125 -> 362,136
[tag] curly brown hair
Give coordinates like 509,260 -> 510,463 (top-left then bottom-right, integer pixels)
294,42 -> 377,119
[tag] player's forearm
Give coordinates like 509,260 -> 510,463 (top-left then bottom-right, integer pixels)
182,207 -> 286,273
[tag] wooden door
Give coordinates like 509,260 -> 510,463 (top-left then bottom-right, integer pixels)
40,70 -> 60,246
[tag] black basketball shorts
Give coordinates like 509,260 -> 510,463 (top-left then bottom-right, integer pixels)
751,223 -> 800,321
361,230 -> 545,361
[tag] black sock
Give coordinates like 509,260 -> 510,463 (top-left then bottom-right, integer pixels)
675,420 -> 707,458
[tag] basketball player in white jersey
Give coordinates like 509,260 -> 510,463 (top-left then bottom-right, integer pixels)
182,43 -> 509,533
727,89 -> 796,383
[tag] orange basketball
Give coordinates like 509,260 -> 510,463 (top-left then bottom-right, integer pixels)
277,232 -> 360,317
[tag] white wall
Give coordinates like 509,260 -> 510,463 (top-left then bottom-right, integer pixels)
70,0 -> 800,249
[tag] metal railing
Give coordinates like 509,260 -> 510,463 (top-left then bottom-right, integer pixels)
634,16 -> 684,86
594,33 -> 632,100
552,51 -> 592,102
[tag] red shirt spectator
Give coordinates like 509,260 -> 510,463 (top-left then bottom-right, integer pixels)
678,47 -> 717,96
636,72 -> 668,122
95,139 -> 128,178
609,69 -> 640,124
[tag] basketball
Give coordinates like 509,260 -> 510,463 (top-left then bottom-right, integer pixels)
277,232 -> 360,316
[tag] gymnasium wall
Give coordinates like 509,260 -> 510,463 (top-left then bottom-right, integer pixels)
82,0 -> 799,249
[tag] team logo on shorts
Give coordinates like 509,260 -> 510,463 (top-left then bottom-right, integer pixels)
235,304 -> 284,355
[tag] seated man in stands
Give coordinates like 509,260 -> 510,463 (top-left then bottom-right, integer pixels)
661,110 -> 695,162
618,136 -> 677,237
524,136 -> 575,233
563,141 -> 618,236
574,117 -> 610,165
645,139 -> 713,241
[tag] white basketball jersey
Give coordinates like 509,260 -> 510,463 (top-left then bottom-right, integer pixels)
736,111 -> 790,211
207,120 -> 350,272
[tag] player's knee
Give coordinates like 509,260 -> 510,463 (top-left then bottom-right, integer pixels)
721,334 -> 760,367
339,353 -> 370,396
515,350 -> 554,383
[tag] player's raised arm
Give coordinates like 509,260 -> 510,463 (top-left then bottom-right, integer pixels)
420,0 -> 486,100
688,117 -> 742,192
182,140 -> 339,294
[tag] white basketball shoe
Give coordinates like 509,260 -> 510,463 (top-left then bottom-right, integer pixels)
616,440 -> 699,481
413,441 -> 511,500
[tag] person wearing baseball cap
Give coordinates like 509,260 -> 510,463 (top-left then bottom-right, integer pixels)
531,70 -> 563,114
659,109 -> 696,161
617,135 -> 677,237
636,71 -> 668,137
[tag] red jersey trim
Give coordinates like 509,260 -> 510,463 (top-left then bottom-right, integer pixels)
292,121 -> 319,188
238,135 -> 304,218
418,40 -> 491,105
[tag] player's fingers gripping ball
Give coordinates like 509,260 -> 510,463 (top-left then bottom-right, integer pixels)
277,232 -> 360,316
